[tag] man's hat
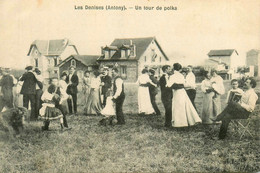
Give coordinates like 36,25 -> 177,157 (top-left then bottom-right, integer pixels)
25,65 -> 33,71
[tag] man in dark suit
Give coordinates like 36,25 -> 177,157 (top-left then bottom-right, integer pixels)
20,66 -> 37,120
159,65 -> 173,127
66,66 -> 79,114
101,67 -> 112,107
149,69 -> 161,116
112,68 -> 125,125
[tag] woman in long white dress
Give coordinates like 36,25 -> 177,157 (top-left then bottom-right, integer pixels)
137,69 -> 157,115
167,63 -> 201,127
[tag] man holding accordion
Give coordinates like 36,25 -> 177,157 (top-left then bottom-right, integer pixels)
212,78 -> 258,139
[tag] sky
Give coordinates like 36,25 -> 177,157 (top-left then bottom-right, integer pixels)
0,0 -> 259,69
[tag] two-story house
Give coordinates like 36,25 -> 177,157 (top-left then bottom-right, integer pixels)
246,49 -> 260,77
97,37 -> 169,82
205,49 -> 241,72
27,38 -> 79,80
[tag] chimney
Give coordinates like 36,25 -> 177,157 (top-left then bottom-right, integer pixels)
130,40 -> 133,46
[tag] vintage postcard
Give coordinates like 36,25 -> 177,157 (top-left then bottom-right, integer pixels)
0,0 -> 259,172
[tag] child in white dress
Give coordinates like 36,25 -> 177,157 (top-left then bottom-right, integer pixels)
99,90 -> 117,125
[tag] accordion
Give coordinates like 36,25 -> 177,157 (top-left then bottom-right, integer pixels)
228,91 -> 242,103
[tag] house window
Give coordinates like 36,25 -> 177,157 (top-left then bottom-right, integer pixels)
151,49 -> 157,62
144,56 -> 146,62
105,51 -> 109,59
71,59 -> 76,67
54,58 -> 58,66
121,66 -> 127,79
121,50 -> 126,58
159,57 -> 162,62
130,45 -> 136,57
35,58 -> 38,67
152,54 -> 157,62
126,49 -> 130,57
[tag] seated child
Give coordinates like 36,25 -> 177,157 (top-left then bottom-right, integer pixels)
40,84 -> 64,131
99,90 -> 117,126
226,79 -> 244,103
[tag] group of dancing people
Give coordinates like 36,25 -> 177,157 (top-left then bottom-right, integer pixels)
138,63 -> 258,139
0,63 -> 258,139
0,65 -> 126,131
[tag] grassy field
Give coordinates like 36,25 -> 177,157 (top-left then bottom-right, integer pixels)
0,81 -> 259,172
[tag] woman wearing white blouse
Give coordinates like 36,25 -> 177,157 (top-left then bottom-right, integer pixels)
137,68 -> 157,115
84,71 -> 103,115
167,63 -> 201,127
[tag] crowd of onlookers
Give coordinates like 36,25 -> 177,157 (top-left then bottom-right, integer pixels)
0,64 -> 258,139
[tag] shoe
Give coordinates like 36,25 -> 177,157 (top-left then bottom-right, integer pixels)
164,124 -> 172,128
41,126 -> 49,131
64,127 -> 72,131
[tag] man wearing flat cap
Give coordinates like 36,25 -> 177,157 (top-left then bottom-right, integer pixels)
19,66 -> 38,120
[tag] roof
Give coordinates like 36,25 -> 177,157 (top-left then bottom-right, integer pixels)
206,59 -> 227,65
208,49 -> 238,57
27,39 -> 79,56
58,55 -> 100,67
247,49 -> 260,54
98,37 -> 169,61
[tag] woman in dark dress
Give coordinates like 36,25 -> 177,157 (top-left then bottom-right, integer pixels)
84,71 -> 103,115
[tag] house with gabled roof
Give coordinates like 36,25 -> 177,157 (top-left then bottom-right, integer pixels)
57,55 -> 100,79
205,49 -> 242,74
27,38 -> 79,79
97,37 -> 169,82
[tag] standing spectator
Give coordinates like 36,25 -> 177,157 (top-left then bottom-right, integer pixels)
0,68 -> 17,111
85,70 -> 103,115
148,69 -> 161,116
34,68 -> 43,119
59,72 -> 69,115
212,78 -> 258,139
159,65 -> 173,127
112,68 -> 125,124
83,71 -> 91,105
59,72 -> 68,93
20,66 -> 37,120
100,67 -> 112,107
210,70 -> 225,116
185,65 -> 197,110
66,66 -> 79,115
201,71 -> 215,124
137,69 -> 156,115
